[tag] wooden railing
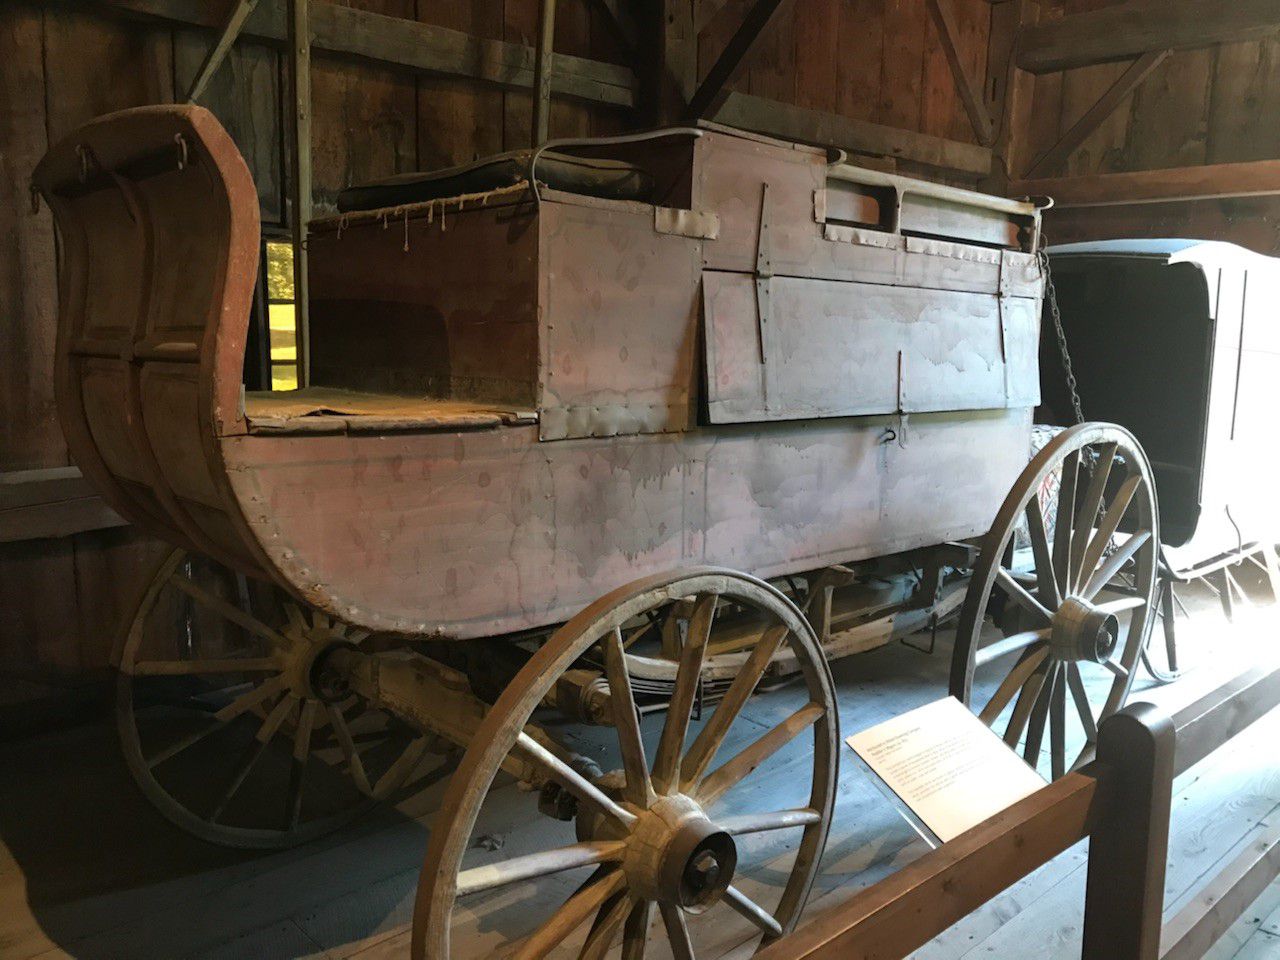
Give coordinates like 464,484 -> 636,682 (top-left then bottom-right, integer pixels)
760,662 -> 1280,960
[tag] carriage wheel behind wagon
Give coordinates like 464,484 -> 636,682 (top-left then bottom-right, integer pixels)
950,423 -> 1159,780
117,548 -> 430,849
413,568 -> 838,960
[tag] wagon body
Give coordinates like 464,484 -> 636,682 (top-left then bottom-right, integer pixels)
35,105 -> 1045,639
1044,240 -> 1280,571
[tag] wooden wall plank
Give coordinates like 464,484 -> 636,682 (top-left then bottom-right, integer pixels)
835,0 -> 885,124
417,1 -> 505,169
41,7 -> 173,141
793,0 -> 838,114
1124,47 -> 1214,171
71,529 -> 168,670
0,8 -> 62,473
0,539 -> 81,672
310,0 -> 417,212
878,0 -> 926,131
175,31 -> 284,223
1207,38 -> 1280,164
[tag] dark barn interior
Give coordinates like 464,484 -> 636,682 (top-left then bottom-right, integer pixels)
3,2 -> 1280,958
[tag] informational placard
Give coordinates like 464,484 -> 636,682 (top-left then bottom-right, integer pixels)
846,697 -> 1047,844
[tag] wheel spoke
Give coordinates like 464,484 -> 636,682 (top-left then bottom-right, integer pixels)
724,885 -> 783,937
373,736 -> 430,797
286,698 -> 317,830
457,840 -> 627,898
698,702 -> 824,807
210,694 -> 296,823
978,646 -> 1048,726
602,627 -> 653,808
1083,530 -> 1152,600
1102,658 -> 1130,680
1022,664 -> 1057,765
1052,452 -> 1080,597
1050,668 -> 1066,780
128,657 -> 278,676
1004,657 -> 1050,747
1068,443 -> 1116,593
1076,475 -> 1141,595
653,593 -> 716,795
1066,664 -> 1098,743
167,571 -> 288,648
579,893 -> 635,960
719,807 -> 822,836
994,567 -> 1054,625
214,675 -> 287,723
975,628 -> 1051,668
516,732 -> 638,827
325,701 -> 372,796
513,869 -> 627,960
660,901 -> 695,960
681,622 -> 789,791
1095,595 -> 1146,615
1024,499 -> 1061,610
622,900 -> 654,960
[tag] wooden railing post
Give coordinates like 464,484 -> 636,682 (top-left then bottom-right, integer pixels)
1083,701 -> 1175,960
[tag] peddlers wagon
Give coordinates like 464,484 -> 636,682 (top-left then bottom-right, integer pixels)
33,105 -> 1159,959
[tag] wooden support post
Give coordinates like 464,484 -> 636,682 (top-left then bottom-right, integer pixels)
1082,702 -> 1175,960
1023,49 -> 1169,179
684,0 -> 791,121
532,0 -> 558,147
924,0 -> 995,146
286,0 -> 311,386
185,0 -> 260,103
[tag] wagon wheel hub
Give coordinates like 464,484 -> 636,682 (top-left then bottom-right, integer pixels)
1050,595 -> 1119,664
620,794 -> 737,909
280,619 -> 359,701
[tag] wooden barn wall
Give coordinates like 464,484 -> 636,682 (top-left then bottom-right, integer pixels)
1019,0 -> 1280,254
0,0 -> 992,726
700,0 -> 995,184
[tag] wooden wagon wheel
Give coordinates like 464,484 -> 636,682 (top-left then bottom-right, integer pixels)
412,568 -> 838,959
950,422 -> 1159,780
116,547 -> 429,849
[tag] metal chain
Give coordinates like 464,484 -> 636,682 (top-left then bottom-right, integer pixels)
1038,246 -> 1085,425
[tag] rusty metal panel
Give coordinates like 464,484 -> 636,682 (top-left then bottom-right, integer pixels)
703,271 -> 1040,423
538,196 -> 702,440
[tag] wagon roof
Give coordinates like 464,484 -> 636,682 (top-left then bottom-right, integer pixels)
1048,237 -> 1280,271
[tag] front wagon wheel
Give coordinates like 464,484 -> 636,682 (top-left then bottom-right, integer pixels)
412,568 -> 839,960
950,423 -> 1159,780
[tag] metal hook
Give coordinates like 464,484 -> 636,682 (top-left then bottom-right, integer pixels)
174,133 -> 189,171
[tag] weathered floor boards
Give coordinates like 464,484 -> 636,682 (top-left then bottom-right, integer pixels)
1,574 -> 1276,960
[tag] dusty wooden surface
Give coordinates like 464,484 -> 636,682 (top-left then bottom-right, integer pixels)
0,573 -> 1276,959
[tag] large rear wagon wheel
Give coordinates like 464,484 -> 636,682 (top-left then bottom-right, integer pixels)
950,423 -> 1159,779
413,568 -> 838,960
117,548 -> 429,849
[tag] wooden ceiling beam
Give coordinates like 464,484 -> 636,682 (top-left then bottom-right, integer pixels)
53,0 -> 637,109
1017,0 -> 1280,74
1022,49 -> 1169,179
1009,159 -> 1280,207
925,0 -> 995,146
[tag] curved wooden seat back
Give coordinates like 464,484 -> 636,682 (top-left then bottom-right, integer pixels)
34,105 -> 265,574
